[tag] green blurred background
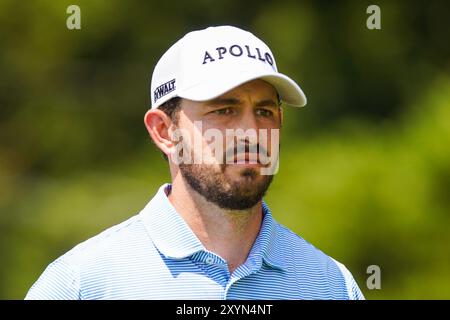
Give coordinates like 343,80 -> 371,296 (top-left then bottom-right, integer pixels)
0,0 -> 449,299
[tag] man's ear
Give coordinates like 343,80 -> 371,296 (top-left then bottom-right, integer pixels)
144,109 -> 174,156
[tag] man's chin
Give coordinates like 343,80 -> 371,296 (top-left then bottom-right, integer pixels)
179,162 -> 274,210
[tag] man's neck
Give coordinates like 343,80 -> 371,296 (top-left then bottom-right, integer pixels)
167,178 -> 263,273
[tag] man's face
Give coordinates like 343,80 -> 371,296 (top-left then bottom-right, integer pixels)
170,79 -> 282,210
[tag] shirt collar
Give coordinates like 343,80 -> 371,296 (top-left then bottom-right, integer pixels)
139,183 -> 205,259
139,183 -> 287,271
252,201 -> 287,271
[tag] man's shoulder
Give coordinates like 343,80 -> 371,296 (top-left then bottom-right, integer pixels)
26,213 -> 153,300
274,221 -> 350,273
274,222 -> 333,263
60,213 -> 148,266
272,221 -> 364,299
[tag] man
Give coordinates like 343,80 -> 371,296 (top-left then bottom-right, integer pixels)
26,26 -> 364,300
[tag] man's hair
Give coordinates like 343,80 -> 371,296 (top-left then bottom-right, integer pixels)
159,97 -> 182,124
157,97 -> 182,160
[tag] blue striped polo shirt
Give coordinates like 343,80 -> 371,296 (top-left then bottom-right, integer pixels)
25,183 -> 364,300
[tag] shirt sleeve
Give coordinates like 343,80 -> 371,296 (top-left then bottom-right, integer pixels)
332,258 -> 365,300
25,258 -> 80,300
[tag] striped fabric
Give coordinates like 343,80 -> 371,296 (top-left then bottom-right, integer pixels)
26,183 -> 364,300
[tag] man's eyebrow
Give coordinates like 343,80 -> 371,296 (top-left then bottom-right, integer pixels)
255,99 -> 279,107
206,98 -> 242,107
206,98 -> 279,108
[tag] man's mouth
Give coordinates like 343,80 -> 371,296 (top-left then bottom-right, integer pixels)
235,153 -> 259,164
226,152 -> 263,165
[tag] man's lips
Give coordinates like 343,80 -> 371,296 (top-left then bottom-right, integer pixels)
227,153 -> 261,164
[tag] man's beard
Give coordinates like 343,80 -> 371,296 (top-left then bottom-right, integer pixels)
179,163 -> 274,210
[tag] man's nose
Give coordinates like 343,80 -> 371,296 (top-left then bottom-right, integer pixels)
235,107 -> 259,131
231,108 -> 260,150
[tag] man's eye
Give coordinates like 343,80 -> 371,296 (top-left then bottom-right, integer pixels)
256,108 -> 274,117
213,107 -> 233,115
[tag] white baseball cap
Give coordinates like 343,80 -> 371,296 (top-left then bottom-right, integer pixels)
150,25 -> 307,109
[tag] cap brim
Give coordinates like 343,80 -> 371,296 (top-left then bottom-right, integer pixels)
178,70 -> 307,107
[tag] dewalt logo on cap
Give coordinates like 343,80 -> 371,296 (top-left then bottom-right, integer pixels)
154,79 -> 176,103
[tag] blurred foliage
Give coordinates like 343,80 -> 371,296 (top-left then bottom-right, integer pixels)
0,0 -> 449,299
